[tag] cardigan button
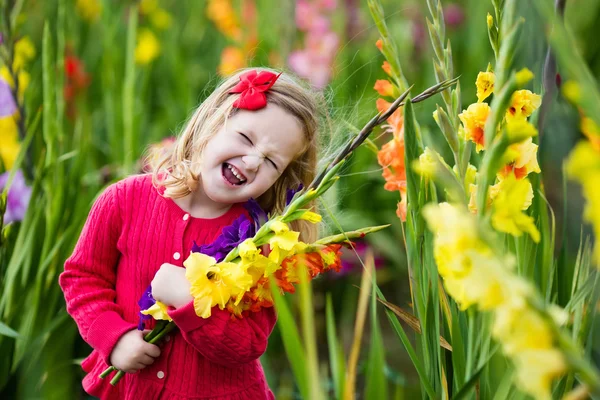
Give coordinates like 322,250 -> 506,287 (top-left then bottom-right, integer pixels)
173,252 -> 181,260
183,214 -> 189,221
157,371 -> 165,379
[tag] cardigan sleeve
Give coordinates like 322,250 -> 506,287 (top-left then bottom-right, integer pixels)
167,301 -> 277,368
59,183 -> 137,364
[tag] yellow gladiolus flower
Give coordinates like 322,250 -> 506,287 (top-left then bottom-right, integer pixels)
1,67 -> 30,101
491,176 -> 540,242
423,203 -> 488,278
566,141 -> 600,265
151,8 -> 173,30
76,0 -> 102,22
12,37 -> 36,72
443,251 -> 511,310
513,349 -> 566,400
493,303 -> 566,400
135,29 -> 161,65
515,68 -> 534,86
581,117 -> 600,152
413,147 -> 438,179
140,0 -> 159,14
500,137 -> 541,179
184,252 -> 253,317
0,114 -> 21,169
505,117 -> 538,143
476,71 -> 495,102
459,102 -> 491,152
140,301 -> 173,321
298,210 -> 322,223
562,80 -> 581,104
506,90 -> 541,122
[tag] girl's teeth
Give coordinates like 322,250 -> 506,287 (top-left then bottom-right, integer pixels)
227,164 -> 246,182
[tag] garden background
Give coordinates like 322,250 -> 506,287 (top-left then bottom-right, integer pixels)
1,0 -> 600,399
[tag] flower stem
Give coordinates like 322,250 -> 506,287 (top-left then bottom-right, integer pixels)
101,321 -> 178,386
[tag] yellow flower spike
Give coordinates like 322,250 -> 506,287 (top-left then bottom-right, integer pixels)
515,68 -> 534,86
0,115 -> 21,169
443,251 -> 511,311
269,220 -> 289,234
513,349 -> 566,400
151,8 -> 173,30
566,141 -> 600,265
505,117 -> 538,143
140,0 -> 159,14
581,117 -> 600,152
452,163 -> 477,205
562,80 -> 581,104
13,37 -> 36,71
298,211 -> 322,223
506,90 -> 542,122
413,147 -> 438,178
141,301 -> 173,321
476,71 -> 495,102
464,164 -> 477,189
491,176 -> 540,242
486,13 -> 494,28
135,29 -> 161,65
76,0 -> 102,23
239,239 -> 260,261
1,67 -> 30,101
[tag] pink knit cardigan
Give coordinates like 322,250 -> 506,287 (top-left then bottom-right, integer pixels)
59,174 -> 276,399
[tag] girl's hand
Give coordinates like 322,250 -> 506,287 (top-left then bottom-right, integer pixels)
110,329 -> 161,373
151,263 -> 193,308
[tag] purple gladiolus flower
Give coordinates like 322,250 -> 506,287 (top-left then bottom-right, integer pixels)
0,78 -> 17,117
0,170 -> 31,224
137,285 -> 156,330
243,198 -> 267,233
286,184 -> 303,206
192,214 -> 253,262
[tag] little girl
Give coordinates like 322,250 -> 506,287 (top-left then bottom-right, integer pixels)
59,68 -> 322,399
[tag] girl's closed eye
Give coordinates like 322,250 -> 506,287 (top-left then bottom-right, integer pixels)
238,132 -> 279,171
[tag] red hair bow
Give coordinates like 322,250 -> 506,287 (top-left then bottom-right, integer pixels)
229,70 -> 282,110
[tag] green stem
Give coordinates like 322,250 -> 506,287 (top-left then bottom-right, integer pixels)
101,321 -> 178,386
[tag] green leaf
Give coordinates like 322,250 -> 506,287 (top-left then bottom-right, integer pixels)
326,294 -> 346,400
0,321 -> 19,338
270,277 -> 309,399
365,273 -> 388,399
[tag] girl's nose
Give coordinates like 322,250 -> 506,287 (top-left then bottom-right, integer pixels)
241,154 -> 263,171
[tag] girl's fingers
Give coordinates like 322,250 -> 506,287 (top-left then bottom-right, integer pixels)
140,355 -> 156,366
144,343 -> 161,358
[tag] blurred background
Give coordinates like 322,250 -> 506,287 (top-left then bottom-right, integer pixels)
1,0 -> 599,398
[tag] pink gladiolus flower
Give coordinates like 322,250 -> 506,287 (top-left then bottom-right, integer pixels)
289,31 -> 339,89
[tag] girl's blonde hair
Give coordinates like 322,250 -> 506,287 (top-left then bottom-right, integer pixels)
150,68 -> 324,242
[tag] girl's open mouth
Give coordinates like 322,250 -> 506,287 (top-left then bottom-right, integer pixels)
222,163 -> 247,186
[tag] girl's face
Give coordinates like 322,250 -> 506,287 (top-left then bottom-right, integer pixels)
199,103 -> 306,205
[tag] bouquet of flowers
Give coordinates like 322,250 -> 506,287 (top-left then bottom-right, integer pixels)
100,79 -> 456,385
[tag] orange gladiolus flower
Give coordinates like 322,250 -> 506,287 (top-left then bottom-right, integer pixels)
376,98 -> 407,220
382,61 -> 392,76
374,79 -> 395,97
376,98 -> 403,136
